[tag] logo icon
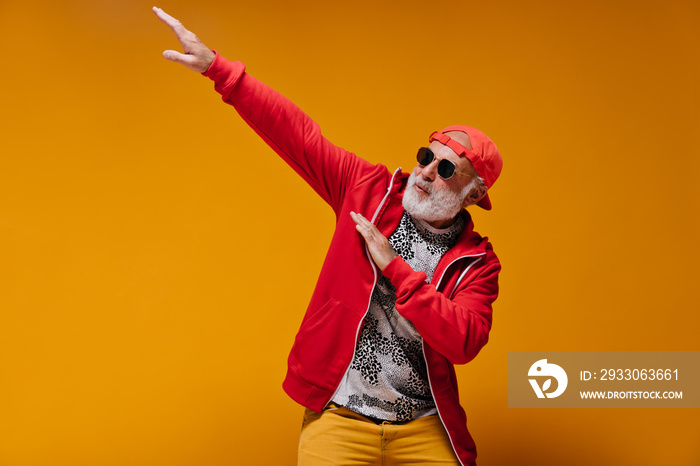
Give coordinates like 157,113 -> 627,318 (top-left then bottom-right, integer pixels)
528,359 -> 568,398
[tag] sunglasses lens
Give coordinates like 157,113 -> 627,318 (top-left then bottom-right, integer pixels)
437,160 -> 456,179
417,147 -> 434,166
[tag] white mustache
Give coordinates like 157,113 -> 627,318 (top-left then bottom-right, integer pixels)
414,177 -> 433,194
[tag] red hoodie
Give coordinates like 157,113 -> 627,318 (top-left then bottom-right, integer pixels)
204,52 -> 501,466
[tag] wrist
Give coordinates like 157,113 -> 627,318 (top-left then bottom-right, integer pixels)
201,50 -> 216,73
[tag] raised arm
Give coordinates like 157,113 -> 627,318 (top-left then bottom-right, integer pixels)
152,7 -> 382,214
153,7 -> 215,73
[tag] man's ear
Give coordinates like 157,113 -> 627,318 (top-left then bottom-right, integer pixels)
462,185 -> 488,207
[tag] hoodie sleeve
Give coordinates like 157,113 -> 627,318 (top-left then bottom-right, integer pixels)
381,247 -> 500,365
202,52 -> 376,214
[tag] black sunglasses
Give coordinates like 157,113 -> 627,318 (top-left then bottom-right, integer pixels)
416,147 -> 472,180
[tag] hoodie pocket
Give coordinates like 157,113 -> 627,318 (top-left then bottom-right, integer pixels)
288,297 -> 362,389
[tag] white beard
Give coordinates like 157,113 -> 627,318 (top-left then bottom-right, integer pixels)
402,172 -> 472,225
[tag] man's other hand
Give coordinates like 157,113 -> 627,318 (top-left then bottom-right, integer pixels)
350,212 -> 398,271
153,6 -> 216,73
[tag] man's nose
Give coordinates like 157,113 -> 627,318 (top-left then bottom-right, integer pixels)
420,159 -> 439,181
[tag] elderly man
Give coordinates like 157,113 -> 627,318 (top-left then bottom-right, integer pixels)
154,7 -> 503,465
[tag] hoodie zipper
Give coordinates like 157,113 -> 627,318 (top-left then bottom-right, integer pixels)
323,168 -> 482,465
422,252 -> 487,465
324,167 -> 402,408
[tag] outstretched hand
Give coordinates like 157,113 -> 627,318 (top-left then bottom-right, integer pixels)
153,6 -> 216,73
350,212 -> 398,271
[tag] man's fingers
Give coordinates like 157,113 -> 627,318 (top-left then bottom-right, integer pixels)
350,212 -> 378,240
152,6 -> 180,29
153,6 -> 189,40
355,223 -> 369,238
349,211 -> 397,271
162,49 -> 185,63
350,211 -> 370,227
155,6 -> 215,73
163,50 -> 200,68
350,212 -> 368,233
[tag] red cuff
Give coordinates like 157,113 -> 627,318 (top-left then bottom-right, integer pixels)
202,50 -> 247,94
382,256 -> 427,298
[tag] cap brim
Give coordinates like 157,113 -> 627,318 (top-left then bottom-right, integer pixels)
476,193 -> 492,211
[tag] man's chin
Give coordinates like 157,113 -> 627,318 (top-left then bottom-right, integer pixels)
404,195 -> 462,224
404,200 -> 443,223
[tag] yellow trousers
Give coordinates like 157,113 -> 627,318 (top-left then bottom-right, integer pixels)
298,404 -> 459,465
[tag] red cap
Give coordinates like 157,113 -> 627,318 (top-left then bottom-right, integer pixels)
429,125 -> 503,210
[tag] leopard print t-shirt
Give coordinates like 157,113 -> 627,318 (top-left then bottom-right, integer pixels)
331,212 -> 464,422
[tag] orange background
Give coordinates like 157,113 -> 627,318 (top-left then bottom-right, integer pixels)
1,0 -> 698,465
